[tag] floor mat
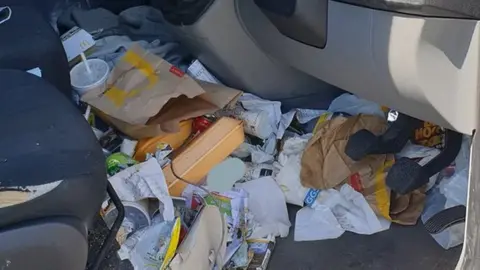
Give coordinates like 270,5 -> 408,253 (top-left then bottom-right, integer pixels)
268,205 -> 461,270
89,205 -> 461,270
87,216 -> 132,270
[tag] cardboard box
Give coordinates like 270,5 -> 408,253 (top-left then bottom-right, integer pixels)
165,117 -> 244,196
60,27 -> 95,62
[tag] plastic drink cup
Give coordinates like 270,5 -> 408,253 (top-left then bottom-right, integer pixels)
70,58 -> 109,96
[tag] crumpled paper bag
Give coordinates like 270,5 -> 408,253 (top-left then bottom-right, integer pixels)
300,115 -> 391,219
82,43 -> 205,125
300,114 -> 428,224
82,44 -> 242,138
300,114 -> 388,190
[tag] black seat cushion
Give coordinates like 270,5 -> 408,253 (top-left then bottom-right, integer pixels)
0,70 -> 106,228
0,6 -> 71,97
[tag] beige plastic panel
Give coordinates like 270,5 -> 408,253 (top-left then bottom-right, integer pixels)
238,0 -> 480,134
165,0 -> 341,102
456,113 -> 479,269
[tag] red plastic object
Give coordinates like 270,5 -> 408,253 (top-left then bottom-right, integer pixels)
192,116 -> 214,134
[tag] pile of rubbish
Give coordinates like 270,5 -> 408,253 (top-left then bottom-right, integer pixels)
60,6 -> 471,269
65,23 -> 285,268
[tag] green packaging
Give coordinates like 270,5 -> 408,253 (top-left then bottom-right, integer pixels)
106,152 -> 138,176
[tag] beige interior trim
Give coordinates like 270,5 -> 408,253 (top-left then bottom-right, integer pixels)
238,0 -> 480,134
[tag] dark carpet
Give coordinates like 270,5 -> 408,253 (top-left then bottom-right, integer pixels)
268,205 -> 462,270
88,204 -> 461,270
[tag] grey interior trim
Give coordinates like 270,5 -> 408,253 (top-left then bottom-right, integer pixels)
164,0 -> 343,104
456,130 -> 479,269
259,0 -> 328,48
237,0 -> 480,134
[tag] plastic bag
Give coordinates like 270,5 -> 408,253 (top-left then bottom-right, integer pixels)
439,136 -> 471,208
328,94 -> 385,118
294,185 -> 390,241
295,205 -> 344,241
274,134 -> 312,206
421,136 -> 471,249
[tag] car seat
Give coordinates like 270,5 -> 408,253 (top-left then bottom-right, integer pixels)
0,6 -> 72,97
0,70 -> 123,270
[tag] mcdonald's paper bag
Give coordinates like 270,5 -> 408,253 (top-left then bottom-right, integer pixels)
300,115 -> 393,219
82,44 -> 242,139
82,44 -> 205,125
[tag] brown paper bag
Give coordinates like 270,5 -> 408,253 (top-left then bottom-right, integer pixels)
300,115 -> 392,218
82,43 -> 206,125
300,114 -> 426,224
146,80 -> 242,134
83,44 -> 242,139
95,81 -> 242,139
390,190 -> 426,225
347,156 -> 394,220
301,115 -> 388,189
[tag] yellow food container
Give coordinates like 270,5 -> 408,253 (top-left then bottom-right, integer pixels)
164,117 -> 244,196
133,120 -> 193,162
